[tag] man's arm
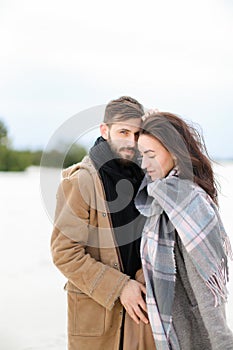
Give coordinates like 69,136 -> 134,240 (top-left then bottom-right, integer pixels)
51,169 -> 148,323
51,170 -> 130,310
120,279 -> 148,324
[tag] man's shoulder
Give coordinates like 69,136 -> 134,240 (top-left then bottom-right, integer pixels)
59,156 -> 104,202
61,156 -> 97,185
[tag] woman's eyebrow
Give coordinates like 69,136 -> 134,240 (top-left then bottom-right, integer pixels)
143,149 -> 155,154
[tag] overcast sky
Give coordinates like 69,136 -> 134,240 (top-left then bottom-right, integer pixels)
0,0 -> 233,158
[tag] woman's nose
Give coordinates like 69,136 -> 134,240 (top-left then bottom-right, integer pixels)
141,156 -> 149,170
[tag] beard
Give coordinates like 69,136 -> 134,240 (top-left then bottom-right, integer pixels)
108,139 -> 137,165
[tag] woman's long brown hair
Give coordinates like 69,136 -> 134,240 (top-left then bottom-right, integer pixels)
141,112 -> 218,205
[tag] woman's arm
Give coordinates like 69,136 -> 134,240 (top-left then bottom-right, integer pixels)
180,241 -> 233,350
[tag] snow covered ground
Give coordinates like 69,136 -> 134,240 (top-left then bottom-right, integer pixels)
0,163 -> 233,349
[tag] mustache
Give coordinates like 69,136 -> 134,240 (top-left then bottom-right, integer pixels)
119,147 -> 136,152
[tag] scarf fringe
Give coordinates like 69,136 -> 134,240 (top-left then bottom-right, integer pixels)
206,259 -> 228,307
223,235 -> 233,261
208,235 -> 233,307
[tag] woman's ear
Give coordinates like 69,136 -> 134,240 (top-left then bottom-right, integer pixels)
172,155 -> 177,166
100,123 -> 109,140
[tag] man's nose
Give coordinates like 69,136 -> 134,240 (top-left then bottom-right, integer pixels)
126,133 -> 136,146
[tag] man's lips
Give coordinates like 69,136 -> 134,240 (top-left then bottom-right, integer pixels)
120,148 -> 135,154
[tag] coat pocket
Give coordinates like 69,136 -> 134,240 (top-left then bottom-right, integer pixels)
67,291 -> 106,336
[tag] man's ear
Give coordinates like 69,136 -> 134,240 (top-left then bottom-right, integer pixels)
100,123 -> 109,140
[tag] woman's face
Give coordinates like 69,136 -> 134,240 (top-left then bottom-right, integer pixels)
138,134 -> 175,181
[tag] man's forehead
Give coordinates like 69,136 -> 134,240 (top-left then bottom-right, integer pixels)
111,118 -> 142,130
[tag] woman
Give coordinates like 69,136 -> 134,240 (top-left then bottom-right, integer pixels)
135,111 -> 233,350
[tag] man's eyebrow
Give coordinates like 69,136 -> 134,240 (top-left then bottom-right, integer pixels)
117,128 -> 130,131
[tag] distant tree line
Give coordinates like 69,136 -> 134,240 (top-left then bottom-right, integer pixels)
0,119 -> 87,171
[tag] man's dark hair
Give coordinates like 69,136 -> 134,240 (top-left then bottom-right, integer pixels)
103,96 -> 144,124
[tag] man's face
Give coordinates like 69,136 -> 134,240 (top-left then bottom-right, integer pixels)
100,118 -> 141,161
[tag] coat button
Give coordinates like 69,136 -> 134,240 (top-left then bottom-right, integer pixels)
102,212 -> 106,217
114,263 -> 118,267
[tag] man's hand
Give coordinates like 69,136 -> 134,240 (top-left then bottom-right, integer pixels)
119,279 -> 148,325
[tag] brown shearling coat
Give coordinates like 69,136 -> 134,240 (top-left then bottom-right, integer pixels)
51,156 -> 156,350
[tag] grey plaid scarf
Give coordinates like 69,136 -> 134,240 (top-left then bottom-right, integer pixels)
135,170 -> 232,350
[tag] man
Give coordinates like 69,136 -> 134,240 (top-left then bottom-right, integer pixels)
51,96 -> 156,350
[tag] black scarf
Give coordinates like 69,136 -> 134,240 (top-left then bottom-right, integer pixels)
89,137 -> 146,278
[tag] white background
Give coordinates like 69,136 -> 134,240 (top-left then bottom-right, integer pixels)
0,0 -> 233,158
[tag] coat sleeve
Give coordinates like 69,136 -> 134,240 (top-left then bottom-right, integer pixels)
51,169 -> 130,310
180,240 -> 233,348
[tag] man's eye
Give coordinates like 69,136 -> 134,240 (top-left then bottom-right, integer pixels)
120,130 -> 128,135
